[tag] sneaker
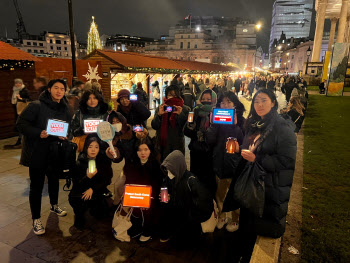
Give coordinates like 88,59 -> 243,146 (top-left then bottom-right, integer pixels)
50,205 -> 67,217
226,222 -> 239,232
33,219 -> 45,235
139,235 -> 151,242
216,217 -> 228,230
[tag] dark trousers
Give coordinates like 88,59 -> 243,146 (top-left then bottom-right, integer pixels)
29,166 -> 59,219
69,193 -> 105,220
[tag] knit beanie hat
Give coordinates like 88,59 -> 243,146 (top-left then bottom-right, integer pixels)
291,88 -> 299,97
117,89 -> 130,103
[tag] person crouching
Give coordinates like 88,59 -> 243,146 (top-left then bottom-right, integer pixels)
69,135 -> 113,229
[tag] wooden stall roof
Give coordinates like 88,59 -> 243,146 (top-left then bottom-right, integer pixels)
84,49 -> 239,74
0,41 -> 41,62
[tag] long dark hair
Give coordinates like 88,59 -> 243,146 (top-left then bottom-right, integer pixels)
217,91 -> 246,129
134,137 -> 156,161
82,135 -> 102,158
79,89 -> 107,114
165,85 -> 181,99
244,89 -> 279,133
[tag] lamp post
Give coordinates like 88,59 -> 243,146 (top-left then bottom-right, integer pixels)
253,22 -> 262,82
305,46 -> 311,75
68,0 -> 77,85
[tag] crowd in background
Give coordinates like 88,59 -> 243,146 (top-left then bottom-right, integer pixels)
11,71 -> 308,262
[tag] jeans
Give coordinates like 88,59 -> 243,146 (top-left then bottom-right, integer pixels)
29,166 -> 59,219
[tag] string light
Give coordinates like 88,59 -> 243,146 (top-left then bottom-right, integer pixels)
0,60 -> 34,70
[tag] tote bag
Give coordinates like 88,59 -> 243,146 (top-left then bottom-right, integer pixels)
112,205 -> 133,242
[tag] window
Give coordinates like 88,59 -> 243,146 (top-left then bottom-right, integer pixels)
292,55 -> 294,59
40,50 -> 44,54
180,42 -> 183,49
39,43 -> 43,46
34,50 -> 38,53
28,49 -> 32,52
194,44 -> 198,49
58,51 -> 61,56
188,35 -> 190,38
195,35 -> 198,39
57,47 -> 61,50
188,57 -> 191,60
181,35 -> 183,39
33,42 -> 37,46
187,42 -> 190,49
64,41 -> 67,45
50,46 -> 53,50
64,47 -> 67,50
27,42 -> 31,45
50,39 -> 53,44
56,40 -> 61,44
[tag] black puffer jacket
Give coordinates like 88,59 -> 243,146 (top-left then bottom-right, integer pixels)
117,101 -> 151,128
70,101 -> 109,137
236,115 -> 297,238
70,153 -> 113,197
16,90 -> 71,168
205,124 -> 244,179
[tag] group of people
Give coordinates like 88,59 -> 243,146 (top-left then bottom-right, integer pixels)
15,72 -> 301,262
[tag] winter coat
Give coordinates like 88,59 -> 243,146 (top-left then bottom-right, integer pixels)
226,79 -> 235,91
70,102 -> 109,137
184,107 -> 214,194
227,115 -> 297,238
16,90 -> 71,168
267,80 -> 275,91
161,150 -> 213,223
134,87 -> 149,107
234,79 -> 242,92
181,86 -> 196,109
287,109 -> 304,133
117,101 -> 151,128
18,87 -> 32,102
282,82 -> 297,102
205,123 -> 244,179
248,82 -> 255,95
123,159 -> 162,200
70,153 -> 113,197
151,104 -> 190,160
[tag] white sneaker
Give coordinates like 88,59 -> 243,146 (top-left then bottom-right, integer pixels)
226,222 -> 239,232
216,217 -> 228,230
50,205 -> 67,217
139,235 -> 151,242
33,219 -> 45,235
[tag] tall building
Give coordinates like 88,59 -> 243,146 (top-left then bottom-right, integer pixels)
269,0 -> 314,52
145,16 -> 262,70
105,34 -> 154,53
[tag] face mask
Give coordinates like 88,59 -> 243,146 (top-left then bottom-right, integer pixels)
168,170 -> 175,180
201,101 -> 212,105
112,123 -> 123,132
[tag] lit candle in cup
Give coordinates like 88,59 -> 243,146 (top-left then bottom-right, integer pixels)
226,137 -> 237,154
188,112 -> 194,123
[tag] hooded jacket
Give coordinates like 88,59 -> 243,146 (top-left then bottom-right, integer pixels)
16,90 -> 71,168
161,150 -> 213,223
70,101 -> 109,137
117,101 -> 151,128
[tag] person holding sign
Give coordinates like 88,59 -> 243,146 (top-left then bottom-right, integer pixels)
151,85 -> 190,161
120,137 -> 162,242
205,91 -> 245,233
70,89 -> 108,152
16,79 -> 71,235
69,136 -> 113,229
184,89 -> 217,196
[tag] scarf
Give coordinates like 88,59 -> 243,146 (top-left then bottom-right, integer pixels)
195,104 -> 212,131
160,97 -> 184,147
120,103 -> 132,115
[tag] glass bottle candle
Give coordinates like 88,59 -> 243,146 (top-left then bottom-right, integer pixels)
88,159 -> 96,173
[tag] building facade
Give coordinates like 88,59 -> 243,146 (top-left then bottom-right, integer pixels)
104,34 -> 155,53
144,16 -> 262,70
10,32 -> 82,59
269,0 -> 314,52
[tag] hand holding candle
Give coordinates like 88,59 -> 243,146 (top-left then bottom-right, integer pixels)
188,112 -> 194,123
226,137 -> 237,154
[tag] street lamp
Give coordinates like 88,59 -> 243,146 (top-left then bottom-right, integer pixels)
254,22 -> 262,81
305,46 -> 311,75
68,0 -> 77,84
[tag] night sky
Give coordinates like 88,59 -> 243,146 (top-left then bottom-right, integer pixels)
0,0 -> 275,52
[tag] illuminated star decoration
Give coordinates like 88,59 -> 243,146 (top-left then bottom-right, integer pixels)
87,16 -> 102,54
83,63 -> 102,81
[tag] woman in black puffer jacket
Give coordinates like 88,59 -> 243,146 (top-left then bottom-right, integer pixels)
223,89 -> 297,262
16,79 -> 71,236
69,136 -> 113,229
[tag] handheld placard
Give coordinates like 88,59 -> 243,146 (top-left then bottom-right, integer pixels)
97,121 -> 117,158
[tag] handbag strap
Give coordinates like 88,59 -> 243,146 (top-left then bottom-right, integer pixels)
294,115 -> 301,123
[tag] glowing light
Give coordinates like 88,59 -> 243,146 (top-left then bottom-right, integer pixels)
255,23 -> 262,30
87,16 -> 102,54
